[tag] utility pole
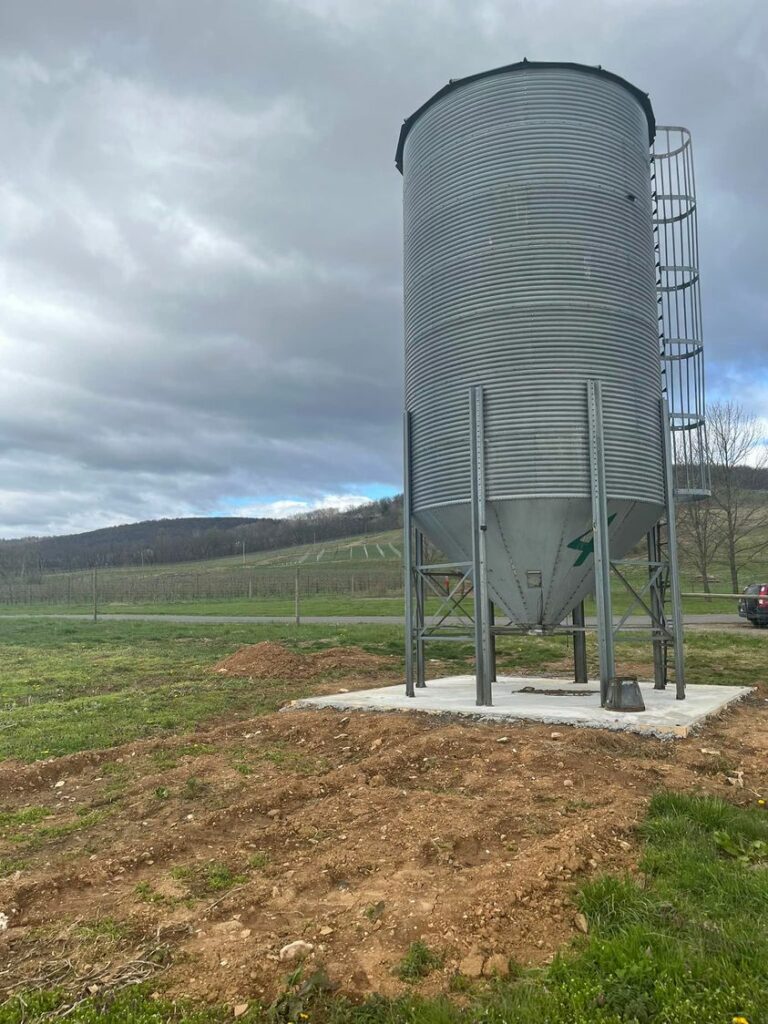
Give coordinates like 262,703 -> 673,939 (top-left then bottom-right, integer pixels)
241,540 -> 246,566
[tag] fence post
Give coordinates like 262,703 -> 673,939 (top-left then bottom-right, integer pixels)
92,567 -> 98,623
294,567 -> 300,626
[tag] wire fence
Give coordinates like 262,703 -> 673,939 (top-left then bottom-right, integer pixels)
0,565 -> 404,609
0,562 -> 748,616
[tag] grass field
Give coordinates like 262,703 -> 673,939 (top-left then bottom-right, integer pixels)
1,619 -> 767,1022
0,595 -> 410,618
0,589 -> 750,619
0,618 -> 764,763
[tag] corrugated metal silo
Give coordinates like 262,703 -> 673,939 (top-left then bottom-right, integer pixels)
398,61 -> 664,629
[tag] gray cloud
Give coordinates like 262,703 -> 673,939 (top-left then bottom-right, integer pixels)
0,0 -> 765,536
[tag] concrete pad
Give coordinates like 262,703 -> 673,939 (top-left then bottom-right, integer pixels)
290,675 -> 753,738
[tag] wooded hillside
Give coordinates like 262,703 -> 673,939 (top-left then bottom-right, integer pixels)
0,496 -> 403,575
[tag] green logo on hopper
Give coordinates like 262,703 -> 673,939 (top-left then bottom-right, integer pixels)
567,514 -> 617,567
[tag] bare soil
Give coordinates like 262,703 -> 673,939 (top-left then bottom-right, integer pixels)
1,651 -> 766,1012
212,641 -> 394,681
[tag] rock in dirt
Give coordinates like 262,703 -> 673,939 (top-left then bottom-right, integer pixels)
279,940 -> 314,962
550,732 -> 563,740
482,954 -> 510,978
574,913 -> 589,934
233,1005 -> 249,1018
0,913 -> 8,932
458,953 -> 484,978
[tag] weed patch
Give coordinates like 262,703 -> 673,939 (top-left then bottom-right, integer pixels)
180,776 -> 208,800
393,941 -> 444,982
170,861 -> 246,897
8,810 -> 108,851
0,857 -> 27,878
0,806 -> 51,829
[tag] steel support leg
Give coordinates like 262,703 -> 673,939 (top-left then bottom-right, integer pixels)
403,411 -> 416,698
469,386 -> 493,706
647,525 -> 667,690
587,380 -> 615,706
414,529 -> 426,688
661,398 -> 686,699
572,601 -> 588,684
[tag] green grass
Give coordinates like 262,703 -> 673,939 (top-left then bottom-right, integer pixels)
0,856 -> 27,878
0,618 -> 762,764
0,618 -> 404,762
10,810 -> 109,851
74,917 -> 137,946
0,988 -> 259,1023
0,594 -> 408,618
0,806 -> 51,829
3,793 -> 767,1022
0,586 -> 750,617
170,861 -> 247,896
394,941 -> 445,982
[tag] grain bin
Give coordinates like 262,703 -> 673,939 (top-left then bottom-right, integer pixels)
400,61 -> 662,626
398,61 -> 704,704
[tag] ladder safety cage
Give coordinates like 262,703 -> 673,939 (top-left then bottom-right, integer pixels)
652,126 -> 710,501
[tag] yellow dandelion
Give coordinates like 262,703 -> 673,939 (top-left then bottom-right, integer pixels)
758,799 -> 766,807
732,1016 -> 750,1024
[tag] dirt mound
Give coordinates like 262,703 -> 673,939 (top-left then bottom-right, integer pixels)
213,642 -> 392,680
310,646 -> 392,674
213,641 -> 305,678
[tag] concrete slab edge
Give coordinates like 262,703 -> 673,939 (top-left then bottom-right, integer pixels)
284,686 -> 755,740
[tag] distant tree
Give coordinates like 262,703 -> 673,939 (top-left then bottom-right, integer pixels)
707,401 -> 768,593
678,500 -> 722,595
677,425 -> 722,594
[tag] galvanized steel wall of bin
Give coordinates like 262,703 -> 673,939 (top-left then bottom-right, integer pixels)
401,64 -> 665,626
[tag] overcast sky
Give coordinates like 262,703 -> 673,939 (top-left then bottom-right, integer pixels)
0,0 -> 765,537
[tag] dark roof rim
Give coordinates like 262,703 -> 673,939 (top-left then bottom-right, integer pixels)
395,60 -> 656,173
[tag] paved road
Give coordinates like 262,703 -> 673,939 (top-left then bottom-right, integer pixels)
0,612 -> 749,628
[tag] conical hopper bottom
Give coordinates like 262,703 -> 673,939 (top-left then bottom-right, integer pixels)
416,497 -> 663,628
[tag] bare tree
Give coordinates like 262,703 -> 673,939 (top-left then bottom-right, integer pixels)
677,494 -> 723,595
707,401 -> 768,593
